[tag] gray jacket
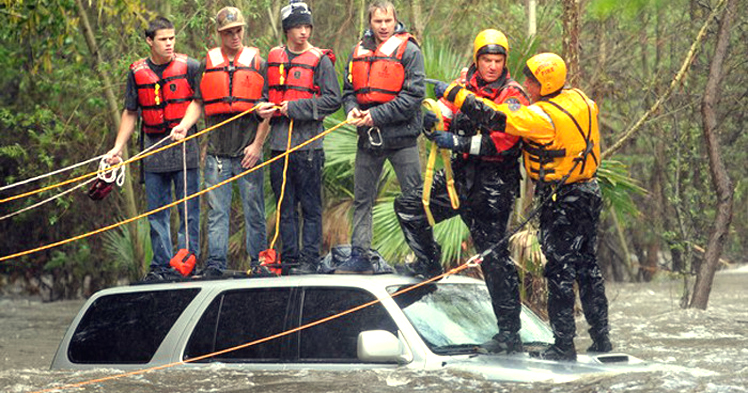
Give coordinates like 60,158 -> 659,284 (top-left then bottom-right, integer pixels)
342,23 -> 425,151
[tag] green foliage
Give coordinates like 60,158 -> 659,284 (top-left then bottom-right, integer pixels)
102,218 -> 152,279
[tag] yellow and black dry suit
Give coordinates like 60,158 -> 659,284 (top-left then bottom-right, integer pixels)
445,86 -> 610,348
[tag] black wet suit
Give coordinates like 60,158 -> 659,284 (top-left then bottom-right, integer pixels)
394,115 -> 522,335
537,179 -> 609,346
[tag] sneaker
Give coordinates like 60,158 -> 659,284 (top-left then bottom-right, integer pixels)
587,335 -> 613,353
480,331 -> 523,354
290,261 -> 319,275
401,260 -> 443,280
199,266 -> 224,279
530,343 -> 577,361
142,268 -> 183,282
248,264 -> 274,276
335,248 -> 373,274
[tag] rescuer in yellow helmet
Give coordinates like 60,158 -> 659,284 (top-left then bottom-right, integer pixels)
394,29 -> 530,355
437,52 -> 611,361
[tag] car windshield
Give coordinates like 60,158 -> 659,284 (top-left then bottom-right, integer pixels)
388,283 -> 553,353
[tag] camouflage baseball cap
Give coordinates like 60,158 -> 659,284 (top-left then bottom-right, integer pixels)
216,7 -> 246,31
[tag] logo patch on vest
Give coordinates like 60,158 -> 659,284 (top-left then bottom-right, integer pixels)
170,83 -> 177,92
293,70 -> 301,79
506,98 -> 521,112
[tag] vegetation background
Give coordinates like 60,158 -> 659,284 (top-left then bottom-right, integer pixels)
0,0 -> 744,311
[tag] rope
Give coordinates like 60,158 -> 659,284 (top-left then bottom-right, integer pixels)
269,119 -> 293,250
421,99 -> 459,226
27,256 -> 478,393
0,178 -> 96,222
0,117 -> 351,264
0,106 -> 259,205
0,154 -> 105,192
182,141 -> 189,252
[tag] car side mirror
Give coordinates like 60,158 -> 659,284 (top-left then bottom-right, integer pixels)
357,330 -> 410,364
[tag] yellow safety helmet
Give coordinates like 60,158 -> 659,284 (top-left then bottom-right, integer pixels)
473,29 -> 509,65
525,52 -> 567,96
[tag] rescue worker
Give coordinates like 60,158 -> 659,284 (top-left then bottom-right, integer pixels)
171,7 -> 269,277
256,0 -> 341,274
437,52 -> 612,361
394,29 -> 529,354
336,0 -> 425,273
106,17 -> 200,281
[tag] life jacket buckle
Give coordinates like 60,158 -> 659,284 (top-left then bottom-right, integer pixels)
367,127 -> 383,147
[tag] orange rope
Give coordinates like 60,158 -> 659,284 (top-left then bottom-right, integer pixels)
28,261 -> 476,393
0,106 -> 259,205
0,118 -> 351,263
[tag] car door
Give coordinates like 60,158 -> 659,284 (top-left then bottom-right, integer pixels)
290,286 -> 401,368
183,286 -> 295,363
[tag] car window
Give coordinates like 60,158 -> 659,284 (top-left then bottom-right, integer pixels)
298,287 -> 397,362
68,289 -> 200,364
185,287 -> 292,362
389,283 -> 553,351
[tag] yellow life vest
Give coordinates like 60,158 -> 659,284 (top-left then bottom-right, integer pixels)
522,88 -> 600,184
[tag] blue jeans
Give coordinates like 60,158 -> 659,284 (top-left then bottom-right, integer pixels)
204,155 -> 267,269
269,149 -> 324,264
144,169 -> 200,271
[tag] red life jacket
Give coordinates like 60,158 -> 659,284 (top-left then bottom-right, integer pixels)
349,33 -> 413,105
131,54 -> 193,134
440,67 -> 529,160
267,46 -> 334,106
200,46 -> 264,116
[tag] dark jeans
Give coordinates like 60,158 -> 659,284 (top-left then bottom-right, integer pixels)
538,179 -> 609,344
144,169 -> 200,271
269,149 -> 325,264
352,145 -> 422,252
395,159 -> 521,333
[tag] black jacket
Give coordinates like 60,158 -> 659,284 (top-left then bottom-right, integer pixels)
342,23 -> 425,150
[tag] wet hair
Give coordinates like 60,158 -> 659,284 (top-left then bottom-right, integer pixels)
367,0 -> 397,23
145,17 -> 174,40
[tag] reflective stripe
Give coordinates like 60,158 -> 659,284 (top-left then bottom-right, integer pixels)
378,35 -> 405,56
207,48 -> 223,67
469,135 -> 482,155
529,105 -> 554,128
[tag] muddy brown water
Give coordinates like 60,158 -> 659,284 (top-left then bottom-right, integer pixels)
1,269 -> 747,393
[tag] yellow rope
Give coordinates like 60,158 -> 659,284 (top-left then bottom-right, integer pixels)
269,119 -> 293,250
0,106 -> 259,205
421,99 -> 460,226
0,118 -> 352,263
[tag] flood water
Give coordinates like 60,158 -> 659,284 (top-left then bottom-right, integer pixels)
1,268 -> 747,393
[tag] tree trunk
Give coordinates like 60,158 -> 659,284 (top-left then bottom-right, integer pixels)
75,0 -> 144,272
561,0 -> 580,87
527,0 -> 537,37
408,0 -> 424,43
690,0 -> 735,310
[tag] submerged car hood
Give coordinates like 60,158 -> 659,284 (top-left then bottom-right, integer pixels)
442,352 -> 658,383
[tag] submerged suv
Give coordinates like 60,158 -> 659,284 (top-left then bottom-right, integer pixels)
51,274 -> 654,383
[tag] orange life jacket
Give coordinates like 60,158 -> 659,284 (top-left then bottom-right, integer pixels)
132,54 -> 193,134
200,47 -> 264,116
349,33 -> 413,105
267,46 -> 334,106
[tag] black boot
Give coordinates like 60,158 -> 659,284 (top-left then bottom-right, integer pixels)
530,341 -> 577,361
587,335 -> 612,353
480,331 -> 523,354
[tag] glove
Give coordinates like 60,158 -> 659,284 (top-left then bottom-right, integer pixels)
422,111 -> 438,134
462,95 -> 507,131
433,81 -> 449,99
432,131 -> 456,149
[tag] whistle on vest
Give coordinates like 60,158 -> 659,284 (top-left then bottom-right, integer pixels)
279,63 -> 285,85
170,249 -> 197,276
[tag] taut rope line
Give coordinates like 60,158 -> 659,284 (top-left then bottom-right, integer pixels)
0,117 -> 351,264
